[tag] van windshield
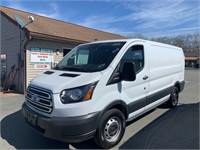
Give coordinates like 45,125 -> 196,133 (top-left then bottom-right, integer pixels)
54,42 -> 126,72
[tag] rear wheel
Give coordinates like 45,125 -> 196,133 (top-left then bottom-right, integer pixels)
166,87 -> 179,108
94,109 -> 126,149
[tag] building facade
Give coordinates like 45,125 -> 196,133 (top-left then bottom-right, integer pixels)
0,6 -> 125,93
185,51 -> 200,68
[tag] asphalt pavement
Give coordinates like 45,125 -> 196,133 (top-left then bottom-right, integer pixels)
0,69 -> 199,149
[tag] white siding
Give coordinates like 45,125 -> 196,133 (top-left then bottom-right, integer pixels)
26,40 -> 77,87
1,13 -> 25,92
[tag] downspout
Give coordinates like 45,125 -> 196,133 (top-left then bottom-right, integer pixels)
23,31 -> 31,94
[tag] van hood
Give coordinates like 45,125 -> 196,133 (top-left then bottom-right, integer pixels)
30,70 -> 102,93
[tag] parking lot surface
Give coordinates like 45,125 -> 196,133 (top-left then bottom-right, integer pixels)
0,69 -> 199,149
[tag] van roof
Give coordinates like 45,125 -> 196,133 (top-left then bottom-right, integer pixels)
90,39 -> 182,50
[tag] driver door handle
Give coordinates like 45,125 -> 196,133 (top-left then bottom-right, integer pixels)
143,75 -> 148,80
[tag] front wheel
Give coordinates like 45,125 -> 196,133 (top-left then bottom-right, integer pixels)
94,109 -> 126,149
166,87 -> 179,108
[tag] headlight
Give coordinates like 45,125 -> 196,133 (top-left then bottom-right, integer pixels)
60,82 -> 97,104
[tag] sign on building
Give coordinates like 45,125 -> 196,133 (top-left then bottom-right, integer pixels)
31,48 -> 54,64
34,64 -> 50,69
31,48 -> 54,69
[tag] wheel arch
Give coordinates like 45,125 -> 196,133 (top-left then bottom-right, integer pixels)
97,100 -> 129,126
174,81 -> 181,92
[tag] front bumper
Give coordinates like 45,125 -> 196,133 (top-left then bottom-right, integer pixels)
21,103 -> 100,143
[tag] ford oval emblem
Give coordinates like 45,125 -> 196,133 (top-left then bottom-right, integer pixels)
32,94 -> 40,102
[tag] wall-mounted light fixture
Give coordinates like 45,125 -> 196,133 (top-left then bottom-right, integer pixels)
56,49 -> 60,55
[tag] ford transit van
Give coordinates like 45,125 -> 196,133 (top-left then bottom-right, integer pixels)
22,39 -> 185,148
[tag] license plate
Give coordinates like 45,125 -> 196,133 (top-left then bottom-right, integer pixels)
23,109 -> 37,126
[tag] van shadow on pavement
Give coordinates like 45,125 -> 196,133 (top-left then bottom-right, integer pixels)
120,102 -> 199,149
1,103 -> 199,149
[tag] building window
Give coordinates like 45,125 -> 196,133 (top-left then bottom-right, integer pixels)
63,48 -> 71,57
1,54 -> 7,84
1,54 -> 7,72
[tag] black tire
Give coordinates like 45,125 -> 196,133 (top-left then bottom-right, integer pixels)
94,109 -> 126,149
166,87 -> 179,108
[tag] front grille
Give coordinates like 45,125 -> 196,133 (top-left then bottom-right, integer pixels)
26,85 -> 53,114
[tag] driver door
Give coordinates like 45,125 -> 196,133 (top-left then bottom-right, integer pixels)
120,43 -> 149,118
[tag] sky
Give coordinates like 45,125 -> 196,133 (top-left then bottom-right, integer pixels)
1,0 -> 200,38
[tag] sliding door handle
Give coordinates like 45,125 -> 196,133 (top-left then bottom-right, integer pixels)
143,75 -> 148,80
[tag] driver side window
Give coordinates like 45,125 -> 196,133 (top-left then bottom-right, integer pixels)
121,45 -> 144,73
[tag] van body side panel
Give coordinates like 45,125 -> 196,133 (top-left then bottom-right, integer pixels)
127,95 -> 170,121
127,97 -> 146,113
147,43 -> 184,105
146,86 -> 172,105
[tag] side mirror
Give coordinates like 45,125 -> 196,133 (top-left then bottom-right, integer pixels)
121,62 -> 136,81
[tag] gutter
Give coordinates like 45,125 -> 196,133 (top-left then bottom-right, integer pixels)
23,30 -> 31,93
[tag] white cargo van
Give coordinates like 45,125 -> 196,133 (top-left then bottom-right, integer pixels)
22,39 -> 185,148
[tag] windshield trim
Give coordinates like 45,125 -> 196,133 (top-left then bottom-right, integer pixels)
54,41 -> 126,73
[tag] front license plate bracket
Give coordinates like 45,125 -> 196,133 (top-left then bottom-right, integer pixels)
27,112 -> 37,126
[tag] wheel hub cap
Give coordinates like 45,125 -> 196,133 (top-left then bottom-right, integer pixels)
172,91 -> 178,105
104,117 -> 121,142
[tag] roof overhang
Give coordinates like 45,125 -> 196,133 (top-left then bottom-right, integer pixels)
29,32 -> 89,44
185,57 -> 200,60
